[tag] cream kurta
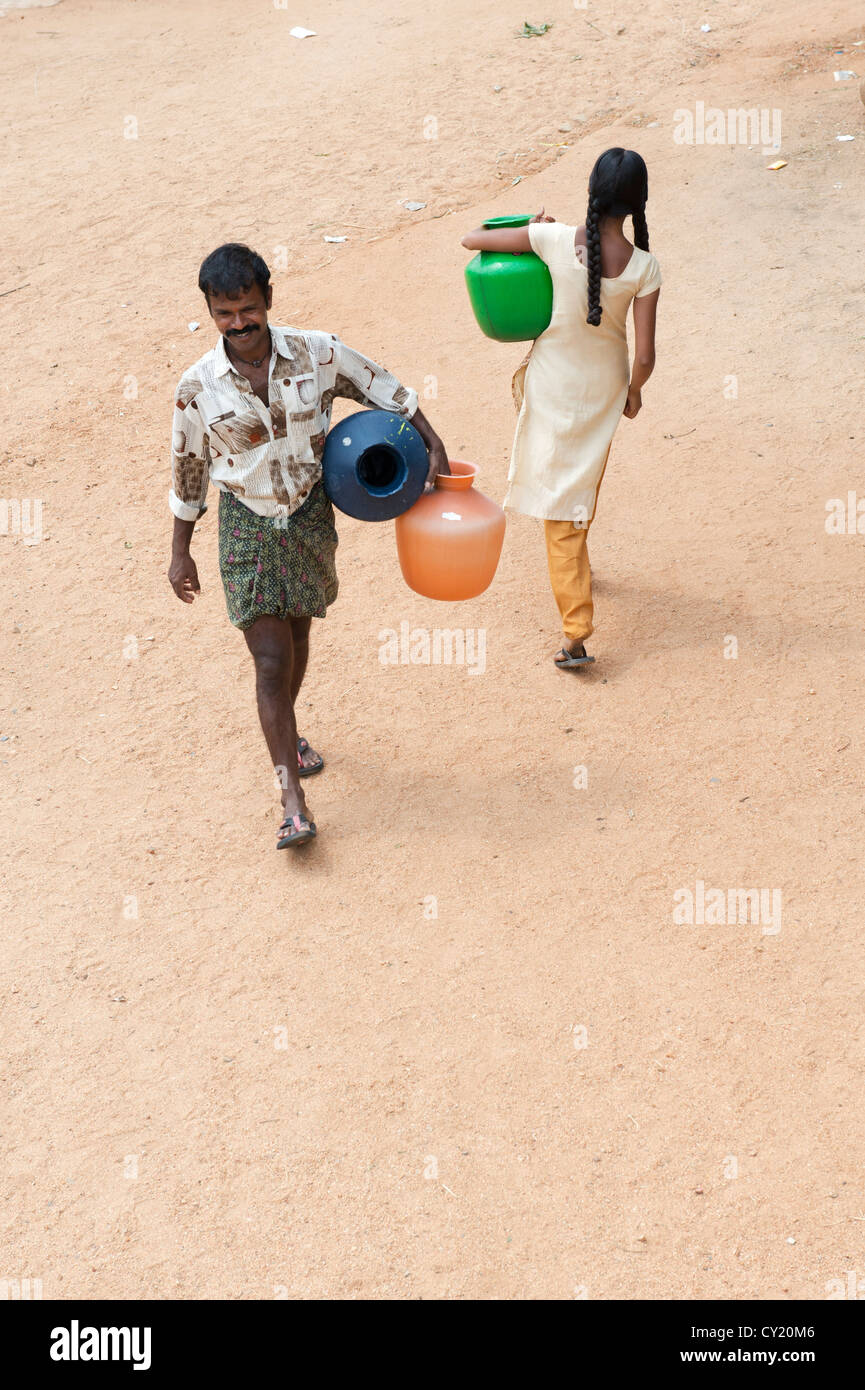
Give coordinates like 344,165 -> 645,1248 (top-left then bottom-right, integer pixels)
505,221 -> 662,522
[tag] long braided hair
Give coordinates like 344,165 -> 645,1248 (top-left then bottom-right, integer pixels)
585,148 -> 650,327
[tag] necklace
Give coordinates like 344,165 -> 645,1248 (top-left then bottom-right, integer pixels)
226,330 -> 271,370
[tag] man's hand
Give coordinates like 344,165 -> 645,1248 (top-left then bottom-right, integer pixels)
623,387 -> 642,419
169,551 -> 201,603
531,207 -> 556,224
410,406 -> 450,489
425,436 -> 450,489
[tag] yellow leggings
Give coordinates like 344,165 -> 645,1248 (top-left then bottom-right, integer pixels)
544,520 -> 593,645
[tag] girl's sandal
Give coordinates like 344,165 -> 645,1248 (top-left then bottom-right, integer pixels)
554,645 -> 595,668
277,812 -> 317,849
296,737 -> 324,778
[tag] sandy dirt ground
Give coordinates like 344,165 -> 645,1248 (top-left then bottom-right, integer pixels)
2,0 -> 864,1300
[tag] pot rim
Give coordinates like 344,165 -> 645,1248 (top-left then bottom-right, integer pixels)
482,214 -> 532,229
434,459 -> 477,491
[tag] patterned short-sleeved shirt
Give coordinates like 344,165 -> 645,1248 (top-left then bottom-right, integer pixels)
170,325 -> 419,521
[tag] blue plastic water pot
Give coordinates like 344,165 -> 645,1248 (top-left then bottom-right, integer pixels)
322,409 -> 429,521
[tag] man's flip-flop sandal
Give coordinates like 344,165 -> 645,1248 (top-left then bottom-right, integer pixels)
277,812 -> 317,849
554,646 -> 596,668
296,737 -> 324,778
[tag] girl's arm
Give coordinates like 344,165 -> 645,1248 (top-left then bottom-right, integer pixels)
624,290 -> 659,418
461,208 -> 555,253
461,226 -> 533,253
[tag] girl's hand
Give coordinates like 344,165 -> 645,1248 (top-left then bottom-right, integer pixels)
530,207 -> 556,224
623,387 -> 642,419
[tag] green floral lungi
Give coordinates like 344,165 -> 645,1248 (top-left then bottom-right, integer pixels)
217,483 -> 339,630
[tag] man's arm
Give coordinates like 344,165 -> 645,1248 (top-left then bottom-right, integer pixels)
168,386 -> 209,602
330,336 -> 450,486
168,516 -> 200,602
409,406 -> 450,488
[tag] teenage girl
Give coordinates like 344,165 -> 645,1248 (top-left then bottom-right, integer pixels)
461,148 -> 661,668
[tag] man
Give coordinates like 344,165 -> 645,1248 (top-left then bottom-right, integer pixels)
168,243 -> 449,848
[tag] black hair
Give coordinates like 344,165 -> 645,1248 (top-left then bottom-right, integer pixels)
585,148 -> 649,328
198,243 -> 271,303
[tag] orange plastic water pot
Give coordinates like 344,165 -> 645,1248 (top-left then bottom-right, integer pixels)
394,460 -> 506,601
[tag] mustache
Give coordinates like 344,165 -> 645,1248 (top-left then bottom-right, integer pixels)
228,326 -> 257,337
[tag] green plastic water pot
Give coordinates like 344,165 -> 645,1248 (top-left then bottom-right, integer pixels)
464,214 -> 553,342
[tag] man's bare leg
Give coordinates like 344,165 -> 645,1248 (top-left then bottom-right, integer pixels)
290,615 -> 310,701
243,615 -> 311,823
287,616 -> 322,773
